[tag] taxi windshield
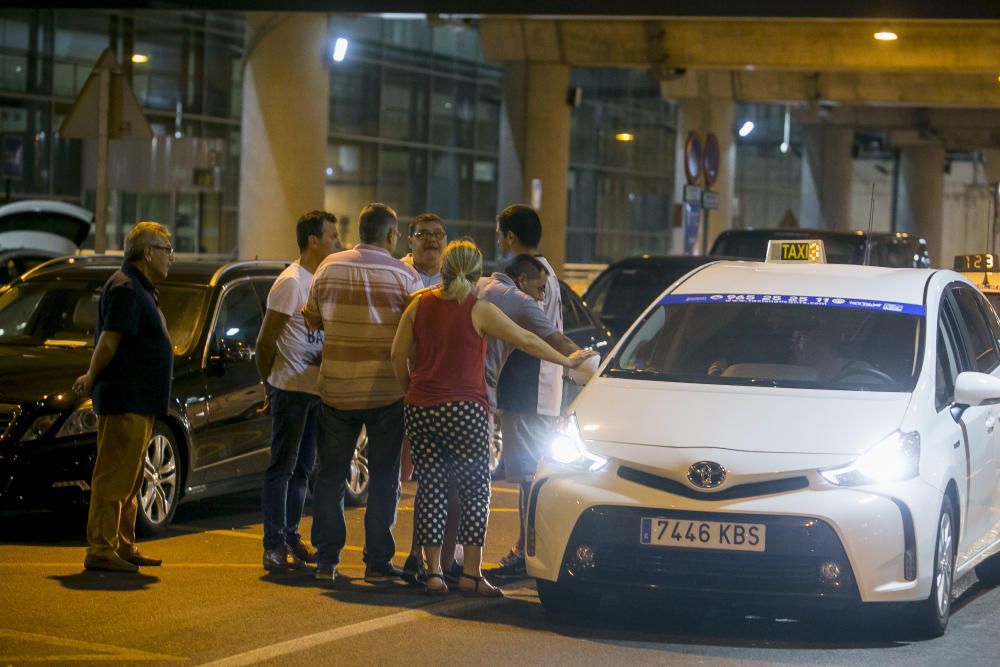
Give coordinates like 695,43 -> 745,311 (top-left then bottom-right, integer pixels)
606,296 -> 923,392
0,279 -> 207,355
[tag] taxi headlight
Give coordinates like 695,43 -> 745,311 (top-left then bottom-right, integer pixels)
54,401 -> 98,438
820,431 -> 920,486
548,414 -> 607,472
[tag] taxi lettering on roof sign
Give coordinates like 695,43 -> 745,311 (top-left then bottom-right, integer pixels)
765,239 -> 826,264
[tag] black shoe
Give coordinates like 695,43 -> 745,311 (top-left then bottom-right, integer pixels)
483,549 -> 525,579
287,539 -> 317,564
442,560 -> 464,585
84,554 -> 139,573
402,555 -> 427,586
364,561 -> 403,583
314,564 -> 338,582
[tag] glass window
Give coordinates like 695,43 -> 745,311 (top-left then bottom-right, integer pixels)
330,60 -> 380,137
475,85 -> 500,153
936,301 -> 962,411
608,301 -> 922,392
380,68 -> 428,143
378,147 -> 426,217
213,281 -> 262,351
951,286 -> 1000,373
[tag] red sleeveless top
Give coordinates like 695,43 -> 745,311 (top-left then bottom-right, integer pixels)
405,290 -> 489,410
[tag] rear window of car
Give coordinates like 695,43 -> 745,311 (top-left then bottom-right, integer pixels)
605,293 -> 923,392
0,279 -> 208,355
585,264 -> 701,328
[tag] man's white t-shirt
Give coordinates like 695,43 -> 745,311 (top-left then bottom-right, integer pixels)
536,255 -> 564,417
266,262 -> 322,395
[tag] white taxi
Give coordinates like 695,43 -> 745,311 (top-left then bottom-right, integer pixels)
530,240 -> 1000,637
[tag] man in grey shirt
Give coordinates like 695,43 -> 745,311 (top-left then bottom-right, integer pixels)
476,254 -> 584,576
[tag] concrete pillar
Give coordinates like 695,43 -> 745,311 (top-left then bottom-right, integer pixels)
672,98 -> 735,254
498,63 -> 571,273
799,124 -> 853,230
898,143 -> 945,261
238,13 -> 329,260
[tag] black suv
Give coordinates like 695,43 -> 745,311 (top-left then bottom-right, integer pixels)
0,255 -> 294,534
582,256 -> 718,339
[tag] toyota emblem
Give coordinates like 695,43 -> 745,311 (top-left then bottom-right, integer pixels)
687,461 -> 727,489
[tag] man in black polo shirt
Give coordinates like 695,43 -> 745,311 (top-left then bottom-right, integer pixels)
73,221 -> 175,573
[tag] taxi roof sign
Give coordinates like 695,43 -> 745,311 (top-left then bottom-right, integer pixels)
765,239 -> 827,264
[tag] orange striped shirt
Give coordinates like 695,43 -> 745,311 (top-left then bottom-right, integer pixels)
303,244 -> 422,409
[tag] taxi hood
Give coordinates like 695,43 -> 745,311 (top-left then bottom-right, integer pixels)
572,378 -> 911,458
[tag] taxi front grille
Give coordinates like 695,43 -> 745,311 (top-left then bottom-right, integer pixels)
0,403 -> 20,439
618,465 -> 809,501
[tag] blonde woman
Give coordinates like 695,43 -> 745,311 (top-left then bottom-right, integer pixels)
391,240 -> 595,597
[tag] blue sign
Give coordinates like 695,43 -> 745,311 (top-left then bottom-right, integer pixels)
659,293 -> 926,316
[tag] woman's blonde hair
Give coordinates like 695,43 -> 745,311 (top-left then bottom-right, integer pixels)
440,239 -> 482,301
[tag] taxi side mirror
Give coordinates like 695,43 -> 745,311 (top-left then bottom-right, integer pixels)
954,372 -> 1000,408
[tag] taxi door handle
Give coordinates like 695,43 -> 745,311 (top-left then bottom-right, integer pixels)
986,416 -> 996,434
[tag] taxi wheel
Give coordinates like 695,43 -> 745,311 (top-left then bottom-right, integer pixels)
974,552 -> 1000,586
136,421 -> 181,536
907,495 -> 955,638
536,579 -> 601,616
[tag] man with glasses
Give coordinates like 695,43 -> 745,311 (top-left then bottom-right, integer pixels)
402,213 -> 447,288
303,203 -> 422,582
73,221 -> 174,573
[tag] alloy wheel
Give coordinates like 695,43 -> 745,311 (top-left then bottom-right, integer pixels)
140,432 -> 178,525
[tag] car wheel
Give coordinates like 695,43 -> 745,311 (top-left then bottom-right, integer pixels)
136,421 -> 181,536
536,579 -> 601,616
907,495 -> 955,638
489,423 -> 503,477
345,428 -> 369,507
974,551 -> 1000,586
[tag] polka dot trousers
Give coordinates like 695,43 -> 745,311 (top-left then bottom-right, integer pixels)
404,401 -> 491,547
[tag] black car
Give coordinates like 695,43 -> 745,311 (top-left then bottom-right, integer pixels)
710,228 -> 931,268
0,255 -> 294,534
582,256 -> 718,339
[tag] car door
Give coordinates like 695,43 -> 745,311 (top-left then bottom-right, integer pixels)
944,285 -> 1000,550
197,279 -> 270,485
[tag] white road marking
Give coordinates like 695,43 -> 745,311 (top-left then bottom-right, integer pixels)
198,597 -> 495,666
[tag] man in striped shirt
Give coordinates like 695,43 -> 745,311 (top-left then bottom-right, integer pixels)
303,203 -> 422,582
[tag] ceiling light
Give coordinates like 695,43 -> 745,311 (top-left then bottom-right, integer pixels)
131,53 -> 149,64
738,121 -> 754,137
874,31 -> 898,41
332,38 -> 349,62
614,132 -> 634,142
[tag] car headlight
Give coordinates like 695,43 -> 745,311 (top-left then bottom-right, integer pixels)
54,401 -> 98,438
21,413 -> 60,442
547,414 -> 608,472
820,431 -> 920,486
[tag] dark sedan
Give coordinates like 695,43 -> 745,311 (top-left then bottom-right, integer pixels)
0,255 -> 288,534
582,256 -> 718,339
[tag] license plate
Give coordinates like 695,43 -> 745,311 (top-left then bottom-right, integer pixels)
640,517 -> 766,552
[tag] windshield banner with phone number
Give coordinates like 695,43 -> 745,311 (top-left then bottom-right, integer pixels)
659,293 -> 926,316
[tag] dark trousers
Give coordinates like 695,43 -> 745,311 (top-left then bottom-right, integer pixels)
311,400 -> 404,567
261,387 -> 319,551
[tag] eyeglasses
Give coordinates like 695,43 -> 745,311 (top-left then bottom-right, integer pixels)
412,231 -> 446,241
150,244 -> 174,256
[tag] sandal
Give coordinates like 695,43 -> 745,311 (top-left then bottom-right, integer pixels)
458,572 -> 504,598
425,572 -> 449,596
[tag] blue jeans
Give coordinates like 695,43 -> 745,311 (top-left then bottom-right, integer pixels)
311,400 -> 403,567
262,387 -> 319,551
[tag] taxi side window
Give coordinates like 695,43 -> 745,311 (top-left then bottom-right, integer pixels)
950,285 -> 1000,373
974,290 -> 1000,356
936,301 -> 962,411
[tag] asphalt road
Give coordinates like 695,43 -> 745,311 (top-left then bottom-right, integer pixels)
2,482 -> 1000,666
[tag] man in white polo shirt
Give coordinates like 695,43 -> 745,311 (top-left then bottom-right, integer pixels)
256,210 -> 341,571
